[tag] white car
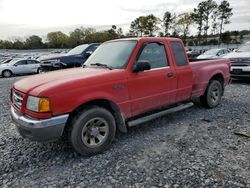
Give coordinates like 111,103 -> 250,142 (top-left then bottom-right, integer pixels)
197,48 -> 231,59
0,59 -> 40,78
223,42 -> 250,78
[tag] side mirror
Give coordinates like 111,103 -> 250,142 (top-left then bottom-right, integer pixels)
133,60 -> 151,72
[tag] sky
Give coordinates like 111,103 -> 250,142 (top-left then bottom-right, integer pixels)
0,0 -> 249,40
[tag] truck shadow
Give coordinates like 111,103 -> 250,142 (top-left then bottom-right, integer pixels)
231,78 -> 250,85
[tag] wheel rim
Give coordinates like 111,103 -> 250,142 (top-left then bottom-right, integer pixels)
209,84 -> 220,104
81,117 -> 109,148
3,71 -> 11,77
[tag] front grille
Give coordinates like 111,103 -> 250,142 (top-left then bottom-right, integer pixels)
231,63 -> 250,67
12,90 -> 23,110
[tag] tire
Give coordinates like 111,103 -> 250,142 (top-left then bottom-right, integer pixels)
69,106 -> 116,156
2,70 -> 12,78
200,80 -> 223,108
37,68 -> 41,74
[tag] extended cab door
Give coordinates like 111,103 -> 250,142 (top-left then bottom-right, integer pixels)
169,41 -> 193,102
127,41 -> 177,116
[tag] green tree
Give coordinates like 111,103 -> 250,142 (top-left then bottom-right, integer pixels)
192,3 -> 205,45
25,35 -> 43,49
221,31 -> 232,44
202,0 -> 217,44
218,0 -> 233,44
69,28 -> 85,47
12,38 -> 24,49
146,14 -> 160,36
129,16 -> 148,37
163,11 -> 175,36
47,31 -> 69,48
129,15 -> 159,37
175,13 -> 193,45
1,40 -> 13,49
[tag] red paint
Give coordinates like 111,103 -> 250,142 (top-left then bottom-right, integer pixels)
11,37 -> 231,119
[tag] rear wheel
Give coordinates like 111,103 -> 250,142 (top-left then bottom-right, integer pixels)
200,80 -> 223,108
69,106 -> 116,156
2,70 -> 12,78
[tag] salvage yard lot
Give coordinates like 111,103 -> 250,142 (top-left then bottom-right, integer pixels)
0,76 -> 249,187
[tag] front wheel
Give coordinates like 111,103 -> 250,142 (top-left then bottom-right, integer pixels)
69,106 -> 116,156
200,80 -> 223,108
2,70 -> 12,78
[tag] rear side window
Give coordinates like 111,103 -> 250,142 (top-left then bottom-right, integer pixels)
171,42 -> 187,66
137,42 -> 169,69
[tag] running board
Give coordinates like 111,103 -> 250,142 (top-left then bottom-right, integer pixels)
127,102 -> 194,127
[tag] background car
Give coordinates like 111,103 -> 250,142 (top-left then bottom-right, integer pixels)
186,49 -> 202,59
0,58 -> 12,64
0,59 -> 40,77
39,43 -> 100,72
196,48 -> 231,59
224,41 -> 250,78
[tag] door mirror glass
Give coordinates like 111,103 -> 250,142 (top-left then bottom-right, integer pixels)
133,60 -> 151,72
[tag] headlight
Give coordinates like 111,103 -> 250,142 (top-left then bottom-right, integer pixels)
26,96 -> 51,112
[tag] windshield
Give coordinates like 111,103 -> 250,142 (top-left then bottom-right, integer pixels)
85,41 -> 137,69
203,49 -> 220,55
237,43 -> 250,52
67,44 -> 89,55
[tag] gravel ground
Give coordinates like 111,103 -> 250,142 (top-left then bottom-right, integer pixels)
0,76 -> 249,188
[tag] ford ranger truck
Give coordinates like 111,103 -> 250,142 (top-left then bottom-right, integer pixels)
11,37 -> 231,156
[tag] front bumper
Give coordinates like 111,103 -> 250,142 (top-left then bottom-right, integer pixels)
231,66 -> 250,78
11,107 -> 69,142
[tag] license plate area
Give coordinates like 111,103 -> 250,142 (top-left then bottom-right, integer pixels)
231,69 -> 242,74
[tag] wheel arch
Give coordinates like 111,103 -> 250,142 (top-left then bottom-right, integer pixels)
66,99 -> 127,134
1,69 -> 13,77
209,73 -> 225,93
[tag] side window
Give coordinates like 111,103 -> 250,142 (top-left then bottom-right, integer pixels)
27,60 -> 36,64
15,60 -> 27,66
171,42 -> 187,66
217,50 -> 223,56
137,42 -> 168,69
87,45 -> 99,53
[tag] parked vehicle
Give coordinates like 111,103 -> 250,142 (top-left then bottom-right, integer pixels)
223,41 -> 250,78
0,59 -> 40,77
0,58 -> 12,64
186,49 -> 202,59
11,37 -> 230,156
39,43 -> 100,72
196,48 -> 231,59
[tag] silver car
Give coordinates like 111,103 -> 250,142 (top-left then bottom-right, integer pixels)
0,59 -> 40,78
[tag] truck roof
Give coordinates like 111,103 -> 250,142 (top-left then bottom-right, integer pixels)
106,37 -> 182,43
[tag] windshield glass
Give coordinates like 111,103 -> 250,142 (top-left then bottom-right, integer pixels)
85,41 -> 137,69
203,49 -> 220,55
67,44 -> 89,55
237,43 -> 250,52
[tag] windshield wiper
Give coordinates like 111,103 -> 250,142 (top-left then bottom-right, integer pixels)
90,63 -> 113,70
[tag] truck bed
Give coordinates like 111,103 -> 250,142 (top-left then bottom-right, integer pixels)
190,58 -> 231,97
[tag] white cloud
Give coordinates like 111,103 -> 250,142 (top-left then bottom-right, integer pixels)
0,0 -> 249,39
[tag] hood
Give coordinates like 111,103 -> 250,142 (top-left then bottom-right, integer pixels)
223,51 -> 250,59
38,53 -> 67,61
13,67 -> 126,96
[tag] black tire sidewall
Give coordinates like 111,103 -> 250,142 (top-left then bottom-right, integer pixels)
2,70 -> 12,77
206,80 -> 223,108
70,107 -> 116,156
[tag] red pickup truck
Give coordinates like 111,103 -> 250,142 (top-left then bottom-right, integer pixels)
11,37 -> 230,156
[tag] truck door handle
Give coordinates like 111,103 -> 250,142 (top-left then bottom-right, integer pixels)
167,73 -> 174,78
